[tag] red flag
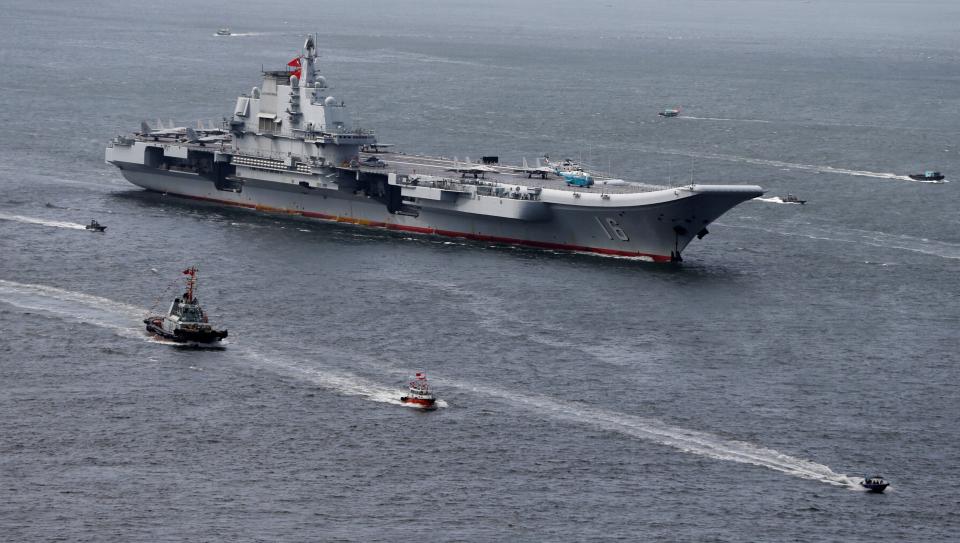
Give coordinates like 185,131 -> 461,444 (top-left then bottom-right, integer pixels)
415,372 -> 426,379
287,57 -> 302,79
183,268 -> 194,275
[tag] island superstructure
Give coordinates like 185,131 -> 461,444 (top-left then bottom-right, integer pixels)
105,36 -> 764,262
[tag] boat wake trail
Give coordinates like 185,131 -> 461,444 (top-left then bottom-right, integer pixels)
648,148 -> 935,183
215,32 -> 274,38
0,280 -> 146,339
753,196 -> 802,205
680,116 -> 773,124
393,276 -> 670,366
452,380 -> 859,488
719,222 -> 960,260
391,276 -> 854,486
0,212 -> 87,230
0,279 -> 448,406
239,349 -> 448,409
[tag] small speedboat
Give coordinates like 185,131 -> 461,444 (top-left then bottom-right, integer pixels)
658,108 -> 680,117
908,171 -> 944,182
860,475 -> 889,493
144,267 -> 228,344
85,219 -> 106,232
216,28 -> 232,36
400,372 -> 437,410
781,194 -> 806,205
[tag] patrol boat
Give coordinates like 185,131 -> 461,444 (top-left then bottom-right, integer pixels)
781,194 -> 806,205
860,475 -> 889,493
105,35 -> 764,263
144,267 -> 228,344
400,372 -> 437,410
85,219 -> 107,232
908,171 -> 944,182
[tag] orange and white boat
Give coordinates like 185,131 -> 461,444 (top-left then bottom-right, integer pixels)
400,372 -> 437,410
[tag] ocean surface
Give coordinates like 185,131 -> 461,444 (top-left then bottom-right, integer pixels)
2,0 -> 959,540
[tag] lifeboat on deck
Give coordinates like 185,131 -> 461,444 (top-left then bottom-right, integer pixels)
400,372 -> 437,410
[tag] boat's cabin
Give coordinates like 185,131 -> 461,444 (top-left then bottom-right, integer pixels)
409,382 -> 432,395
925,171 -> 940,177
168,298 -> 206,323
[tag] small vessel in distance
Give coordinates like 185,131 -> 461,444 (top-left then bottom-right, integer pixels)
908,171 -> 944,182
216,28 -> 232,36
860,475 -> 889,493
144,267 -> 228,344
400,372 -> 437,410
85,219 -> 106,232
658,108 -> 681,117
781,194 -> 806,205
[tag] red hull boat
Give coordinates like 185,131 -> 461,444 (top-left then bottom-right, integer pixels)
401,372 -> 437,410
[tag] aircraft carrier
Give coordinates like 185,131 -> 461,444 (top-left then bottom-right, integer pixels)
105,36 -> 763,262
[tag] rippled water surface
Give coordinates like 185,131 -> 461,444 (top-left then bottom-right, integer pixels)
2,1 -> 959,541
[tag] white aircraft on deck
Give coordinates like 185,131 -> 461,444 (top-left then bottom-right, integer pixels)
140,119 -> 188,138
196,119 -> 228,135
512,157 -> 554,179
185,127 -> 228,145
446,156 -> 496,178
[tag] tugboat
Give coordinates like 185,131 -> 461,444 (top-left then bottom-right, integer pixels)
400,372 -> 438,410
658,108 -> 681,117
781,194 -> 806,205
908,171 -> 945,182
144,267 -> 228,344
85,219 -> 107,232
860,475 -> 889,493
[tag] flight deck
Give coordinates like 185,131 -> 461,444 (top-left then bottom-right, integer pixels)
352,150 -> 672,195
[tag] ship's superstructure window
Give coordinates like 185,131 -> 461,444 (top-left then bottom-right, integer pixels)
180,306 -> 202,322
258,117 -> 279,133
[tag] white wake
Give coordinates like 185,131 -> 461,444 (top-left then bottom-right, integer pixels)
680,115 -> 773,124
0,278 -> 855,486
392,276 -> 859,487
649,148 -> 945,183
0,213 -> 88,230
719,222 -> 960,260
753,196 -> 803,205
239,349 -> 448,409
451,379 -> 860,488
0,279 -> 145,339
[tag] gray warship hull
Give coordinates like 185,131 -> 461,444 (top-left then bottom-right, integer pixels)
106,35 -> 763,262
113,161 -> 759,261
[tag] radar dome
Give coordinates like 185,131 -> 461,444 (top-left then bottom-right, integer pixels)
324,96 -> 337,106
289,75 -> 299,87
315,76 -> 327,88
251,87 -> 261,99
